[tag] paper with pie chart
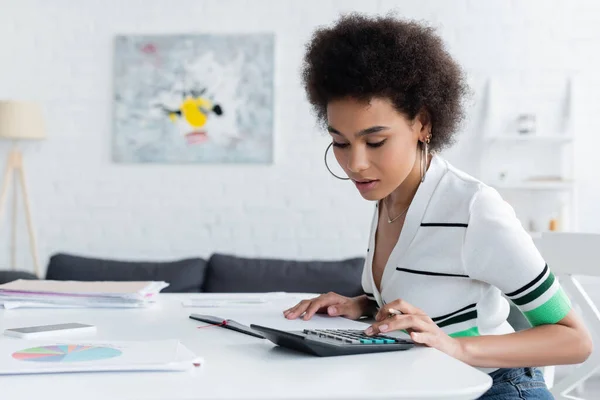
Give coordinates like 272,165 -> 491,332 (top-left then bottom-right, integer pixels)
0,339 -> 201,374
13,344 -> 122,363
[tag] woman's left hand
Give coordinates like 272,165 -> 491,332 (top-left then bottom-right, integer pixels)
364,298 -> 464,360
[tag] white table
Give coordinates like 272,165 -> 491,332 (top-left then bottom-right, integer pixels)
0,293 -> 492,400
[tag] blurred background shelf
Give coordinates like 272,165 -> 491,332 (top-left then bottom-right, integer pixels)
484,135 -> 573,143
478,76 -> 577,233
490,180 -> 574,190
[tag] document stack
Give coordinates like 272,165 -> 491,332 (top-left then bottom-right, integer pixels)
0,280 -> 169,309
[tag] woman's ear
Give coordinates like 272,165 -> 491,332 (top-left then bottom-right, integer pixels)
415,108 -> 432,142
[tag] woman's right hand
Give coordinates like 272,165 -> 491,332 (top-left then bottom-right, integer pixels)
283,292 -> 368,321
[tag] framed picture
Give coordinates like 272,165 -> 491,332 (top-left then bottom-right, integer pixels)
112,33 -> 274,163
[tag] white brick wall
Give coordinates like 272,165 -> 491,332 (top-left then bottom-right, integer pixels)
1,0 -> 600,275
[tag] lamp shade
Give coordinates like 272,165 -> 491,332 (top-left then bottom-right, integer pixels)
0,101 -> 46,140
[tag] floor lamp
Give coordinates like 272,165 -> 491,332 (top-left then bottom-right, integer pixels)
0,101 -> 46,277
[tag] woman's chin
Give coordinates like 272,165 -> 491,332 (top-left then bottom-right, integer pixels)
357,190 -> 384,202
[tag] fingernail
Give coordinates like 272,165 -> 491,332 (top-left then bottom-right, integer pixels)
365,327 -> 373,335
329,306 -> 337,315
379,324 -> 389,332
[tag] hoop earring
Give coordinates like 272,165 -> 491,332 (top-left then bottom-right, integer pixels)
420,134 -> 431,183
324,142 -> 350,181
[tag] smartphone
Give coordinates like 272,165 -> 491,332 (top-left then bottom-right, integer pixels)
3,323 -> 96,339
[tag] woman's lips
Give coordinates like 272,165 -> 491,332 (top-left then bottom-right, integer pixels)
353,179 -> 379,192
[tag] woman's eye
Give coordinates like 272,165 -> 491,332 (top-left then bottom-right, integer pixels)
367,140 -> 386,148
332,142 -> 350,148
332,140 -> 386,149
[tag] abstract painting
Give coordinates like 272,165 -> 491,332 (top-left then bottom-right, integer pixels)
112,33 -> 274,163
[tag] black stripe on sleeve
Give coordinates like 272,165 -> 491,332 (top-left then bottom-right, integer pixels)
505,264 -> 549,297
396,267 -> 469,278
362,292 -> 379,312
420,223 -> 468,227
437,310 -> 478,328
431,303 -> 477,323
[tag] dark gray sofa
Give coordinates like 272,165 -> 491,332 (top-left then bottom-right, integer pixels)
0,270 -> 38,284
1,252 -> 365,298
45,254 -> 208,293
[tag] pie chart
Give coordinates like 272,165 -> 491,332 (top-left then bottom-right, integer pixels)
12,345 -> 122,363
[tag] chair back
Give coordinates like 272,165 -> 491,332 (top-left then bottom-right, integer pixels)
538,232 -> 600,277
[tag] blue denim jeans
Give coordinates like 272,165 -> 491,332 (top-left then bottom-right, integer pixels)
478,367 -> 554,399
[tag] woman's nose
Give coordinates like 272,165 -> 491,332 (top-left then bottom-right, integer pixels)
346,148 -> 370,173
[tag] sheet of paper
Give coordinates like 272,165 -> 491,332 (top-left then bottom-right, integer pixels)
0,280 -> 168,296
0,302 -> 86,310
0,301 -> 147,310
216,309 -> 371,331
181,292 -> 316,308
0,339 -> 201,375
182,299 -> 269,307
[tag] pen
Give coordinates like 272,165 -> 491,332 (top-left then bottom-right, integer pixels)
387,308 -> 403,317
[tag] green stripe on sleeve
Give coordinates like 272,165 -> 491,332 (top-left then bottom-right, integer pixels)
523,287 -> 572,326
449,326 -> 480,338
512,273 -> 555,306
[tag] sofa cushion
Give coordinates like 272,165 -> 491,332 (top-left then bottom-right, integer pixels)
203,254 -> 365,297
46,253 -> 207,293
0,270 -> 38,285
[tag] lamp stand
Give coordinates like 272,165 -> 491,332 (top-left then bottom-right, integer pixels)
0,144 -> 40,277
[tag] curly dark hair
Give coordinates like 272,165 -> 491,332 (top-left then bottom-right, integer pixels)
302,13 -> 469,152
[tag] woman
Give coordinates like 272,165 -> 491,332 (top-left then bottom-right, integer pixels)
284,13 -> 592,399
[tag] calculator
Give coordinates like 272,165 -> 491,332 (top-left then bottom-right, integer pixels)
249,324 -> 415,357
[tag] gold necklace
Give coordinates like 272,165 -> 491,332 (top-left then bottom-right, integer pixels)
383,199 -> 409,224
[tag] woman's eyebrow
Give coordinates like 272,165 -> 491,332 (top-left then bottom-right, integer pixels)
327,125 -> 390,137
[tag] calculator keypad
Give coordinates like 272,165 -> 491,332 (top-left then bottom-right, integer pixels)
302,329 -> 410,345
